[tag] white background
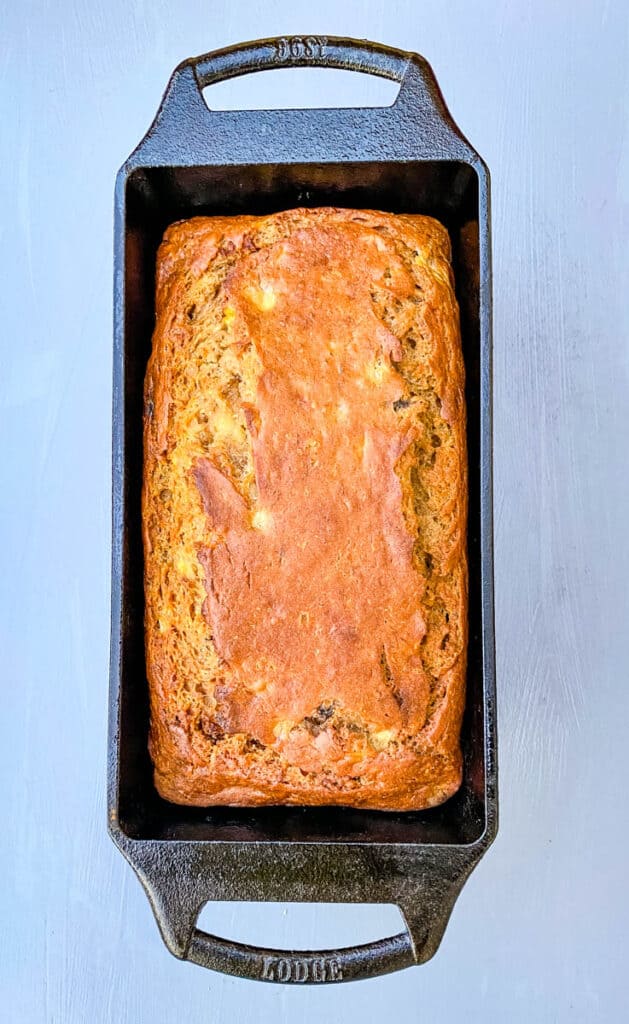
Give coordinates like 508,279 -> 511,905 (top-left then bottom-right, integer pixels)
2,1 -> 628,1020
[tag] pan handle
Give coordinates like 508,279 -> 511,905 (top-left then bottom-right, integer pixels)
129,35 -> 468,164
190,36 -> 411,92
186,924 -> 417,984
129,847 -> 469,985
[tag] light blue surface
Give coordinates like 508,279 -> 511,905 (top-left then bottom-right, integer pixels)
2,1 -> 628,1020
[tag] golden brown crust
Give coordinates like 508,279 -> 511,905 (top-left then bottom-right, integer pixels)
143,207 -> 467,810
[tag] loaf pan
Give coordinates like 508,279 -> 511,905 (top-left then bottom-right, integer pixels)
109,35 -> 497,985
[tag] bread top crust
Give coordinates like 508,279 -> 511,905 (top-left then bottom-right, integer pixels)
143,208 -> 467,809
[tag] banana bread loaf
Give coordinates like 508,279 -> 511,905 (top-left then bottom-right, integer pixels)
143,207 -> 467,810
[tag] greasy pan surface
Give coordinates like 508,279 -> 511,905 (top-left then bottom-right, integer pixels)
109,36 -> 497,984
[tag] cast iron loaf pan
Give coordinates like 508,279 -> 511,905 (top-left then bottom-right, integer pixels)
109,35 -> 497,985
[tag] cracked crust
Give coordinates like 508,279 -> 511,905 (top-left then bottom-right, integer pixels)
143,207 -> 467,810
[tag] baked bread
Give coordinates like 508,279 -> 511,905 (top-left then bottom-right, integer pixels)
143,207 -> 467,810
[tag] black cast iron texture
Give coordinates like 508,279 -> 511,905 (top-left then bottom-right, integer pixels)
109,35 -> 497,985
